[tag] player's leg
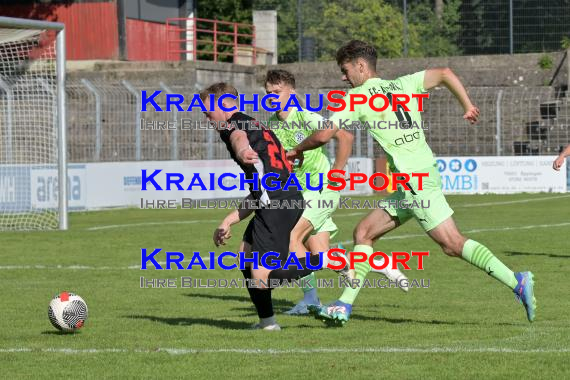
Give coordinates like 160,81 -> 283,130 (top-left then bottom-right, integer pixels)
416,165 -> 535,322
284,188 -> 349,315
427,216 -> 536,322
250,207 -> 319,288
239,225 -> 279,330
284,230 -> 329,315
280,189 -> 351,293
246,207 -> 316,331
283,217 -> 318,315
285,188 -> 334,314
288,216 -> 314,255
313,207 -> 404,326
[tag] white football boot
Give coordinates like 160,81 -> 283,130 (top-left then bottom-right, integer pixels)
370,256 -> 409,292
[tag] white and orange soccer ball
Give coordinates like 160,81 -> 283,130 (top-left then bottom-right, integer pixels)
48,292 -> 88,332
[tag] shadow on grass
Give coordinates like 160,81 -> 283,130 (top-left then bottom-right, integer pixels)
125,315 -> 251,330
183,292 -> 296,309
347,315 -> 481,325
505,251 -> 570,259
291,315 -> 465,328
41,330 -> 77,335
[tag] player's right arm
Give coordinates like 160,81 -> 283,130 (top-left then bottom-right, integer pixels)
229,130 -> 259,164
331,128 -> 353,171
213,194 -> 255,246
423,68 -> 480,124
288,93 -> 359,162
286,121 -> 342,163
553,144 -> 570,171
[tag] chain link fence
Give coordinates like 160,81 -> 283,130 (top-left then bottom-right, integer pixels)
254,0 -> 570,62
64,79 -> 570,163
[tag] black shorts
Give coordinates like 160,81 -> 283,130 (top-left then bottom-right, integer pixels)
243,193 -> 304,265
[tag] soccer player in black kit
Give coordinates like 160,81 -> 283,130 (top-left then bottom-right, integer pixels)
200,83 -> 348,330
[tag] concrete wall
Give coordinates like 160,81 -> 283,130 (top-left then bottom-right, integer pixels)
68,60 -> 259,90
261,51 -> 569,90
253,10 -> 278,65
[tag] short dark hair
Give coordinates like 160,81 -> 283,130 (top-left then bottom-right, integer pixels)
199,82 -> 238,102
264,69 -> 296,89
336,40 -> 377,69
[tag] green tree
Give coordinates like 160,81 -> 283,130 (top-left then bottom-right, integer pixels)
254,0 -> 322,63
202,0 -> 464,62
197,0 -> 255,62
304,0 -> 405,60
407,0 -> 462,57
198,0 -> 253,23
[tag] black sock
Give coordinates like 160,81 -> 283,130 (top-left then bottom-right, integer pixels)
241,268 -> 273,319
268,256 -> 320,287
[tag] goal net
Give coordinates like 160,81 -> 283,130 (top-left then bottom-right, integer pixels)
0,17 -> 67,231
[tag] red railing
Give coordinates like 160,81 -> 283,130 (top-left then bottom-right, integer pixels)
166,18 -> 256,64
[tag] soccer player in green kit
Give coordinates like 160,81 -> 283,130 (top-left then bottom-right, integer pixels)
265,69 -> 409,315
287,40 -> 536,326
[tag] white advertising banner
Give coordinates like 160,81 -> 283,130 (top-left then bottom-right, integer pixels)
83,160 -> 248,209
436,156 -> 566,194
82,158 -> 374,209
30,165 -> 87,210
10,156 -> 561,212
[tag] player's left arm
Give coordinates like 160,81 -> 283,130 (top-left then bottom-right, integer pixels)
423,68 -> 480,124
229,130 -> 258,164
213,194 -> 254,246
553,144 -> 570,171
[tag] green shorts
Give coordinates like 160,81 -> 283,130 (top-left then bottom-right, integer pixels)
301,187 -> 339,239
380,164 -> 454,232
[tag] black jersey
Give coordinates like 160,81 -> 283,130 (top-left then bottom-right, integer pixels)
219,112 -> 298,203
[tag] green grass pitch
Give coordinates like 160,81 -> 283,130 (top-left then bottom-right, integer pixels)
1,193 -> 569,379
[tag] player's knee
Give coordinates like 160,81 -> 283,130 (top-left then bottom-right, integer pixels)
289,229 -> 303,245
290,219 -> 313,244
353,224 -> 372,245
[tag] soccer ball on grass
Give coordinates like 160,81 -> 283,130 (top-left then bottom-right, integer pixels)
48,292 -> 88,332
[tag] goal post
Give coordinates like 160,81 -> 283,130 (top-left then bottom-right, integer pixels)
0,16 -> 67,231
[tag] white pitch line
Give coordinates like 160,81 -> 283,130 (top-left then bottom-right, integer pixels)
334,221 -> 570,246
85,195 -> 568,231
0,259 -> 210,271
86,220 -> 219,231
458,194 -> 570,208
337,194 -> 570,218
0,347 -> 568,354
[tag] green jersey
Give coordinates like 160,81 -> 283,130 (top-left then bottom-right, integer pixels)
270,108 -> 331,191
331,71 -> 435,173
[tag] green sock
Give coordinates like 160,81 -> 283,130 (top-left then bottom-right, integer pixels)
461,239 -> 517,289
301,272 -> 317,293
339,244 -> 372,305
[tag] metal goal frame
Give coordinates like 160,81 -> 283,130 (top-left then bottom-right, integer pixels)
0,16 -> 67,230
